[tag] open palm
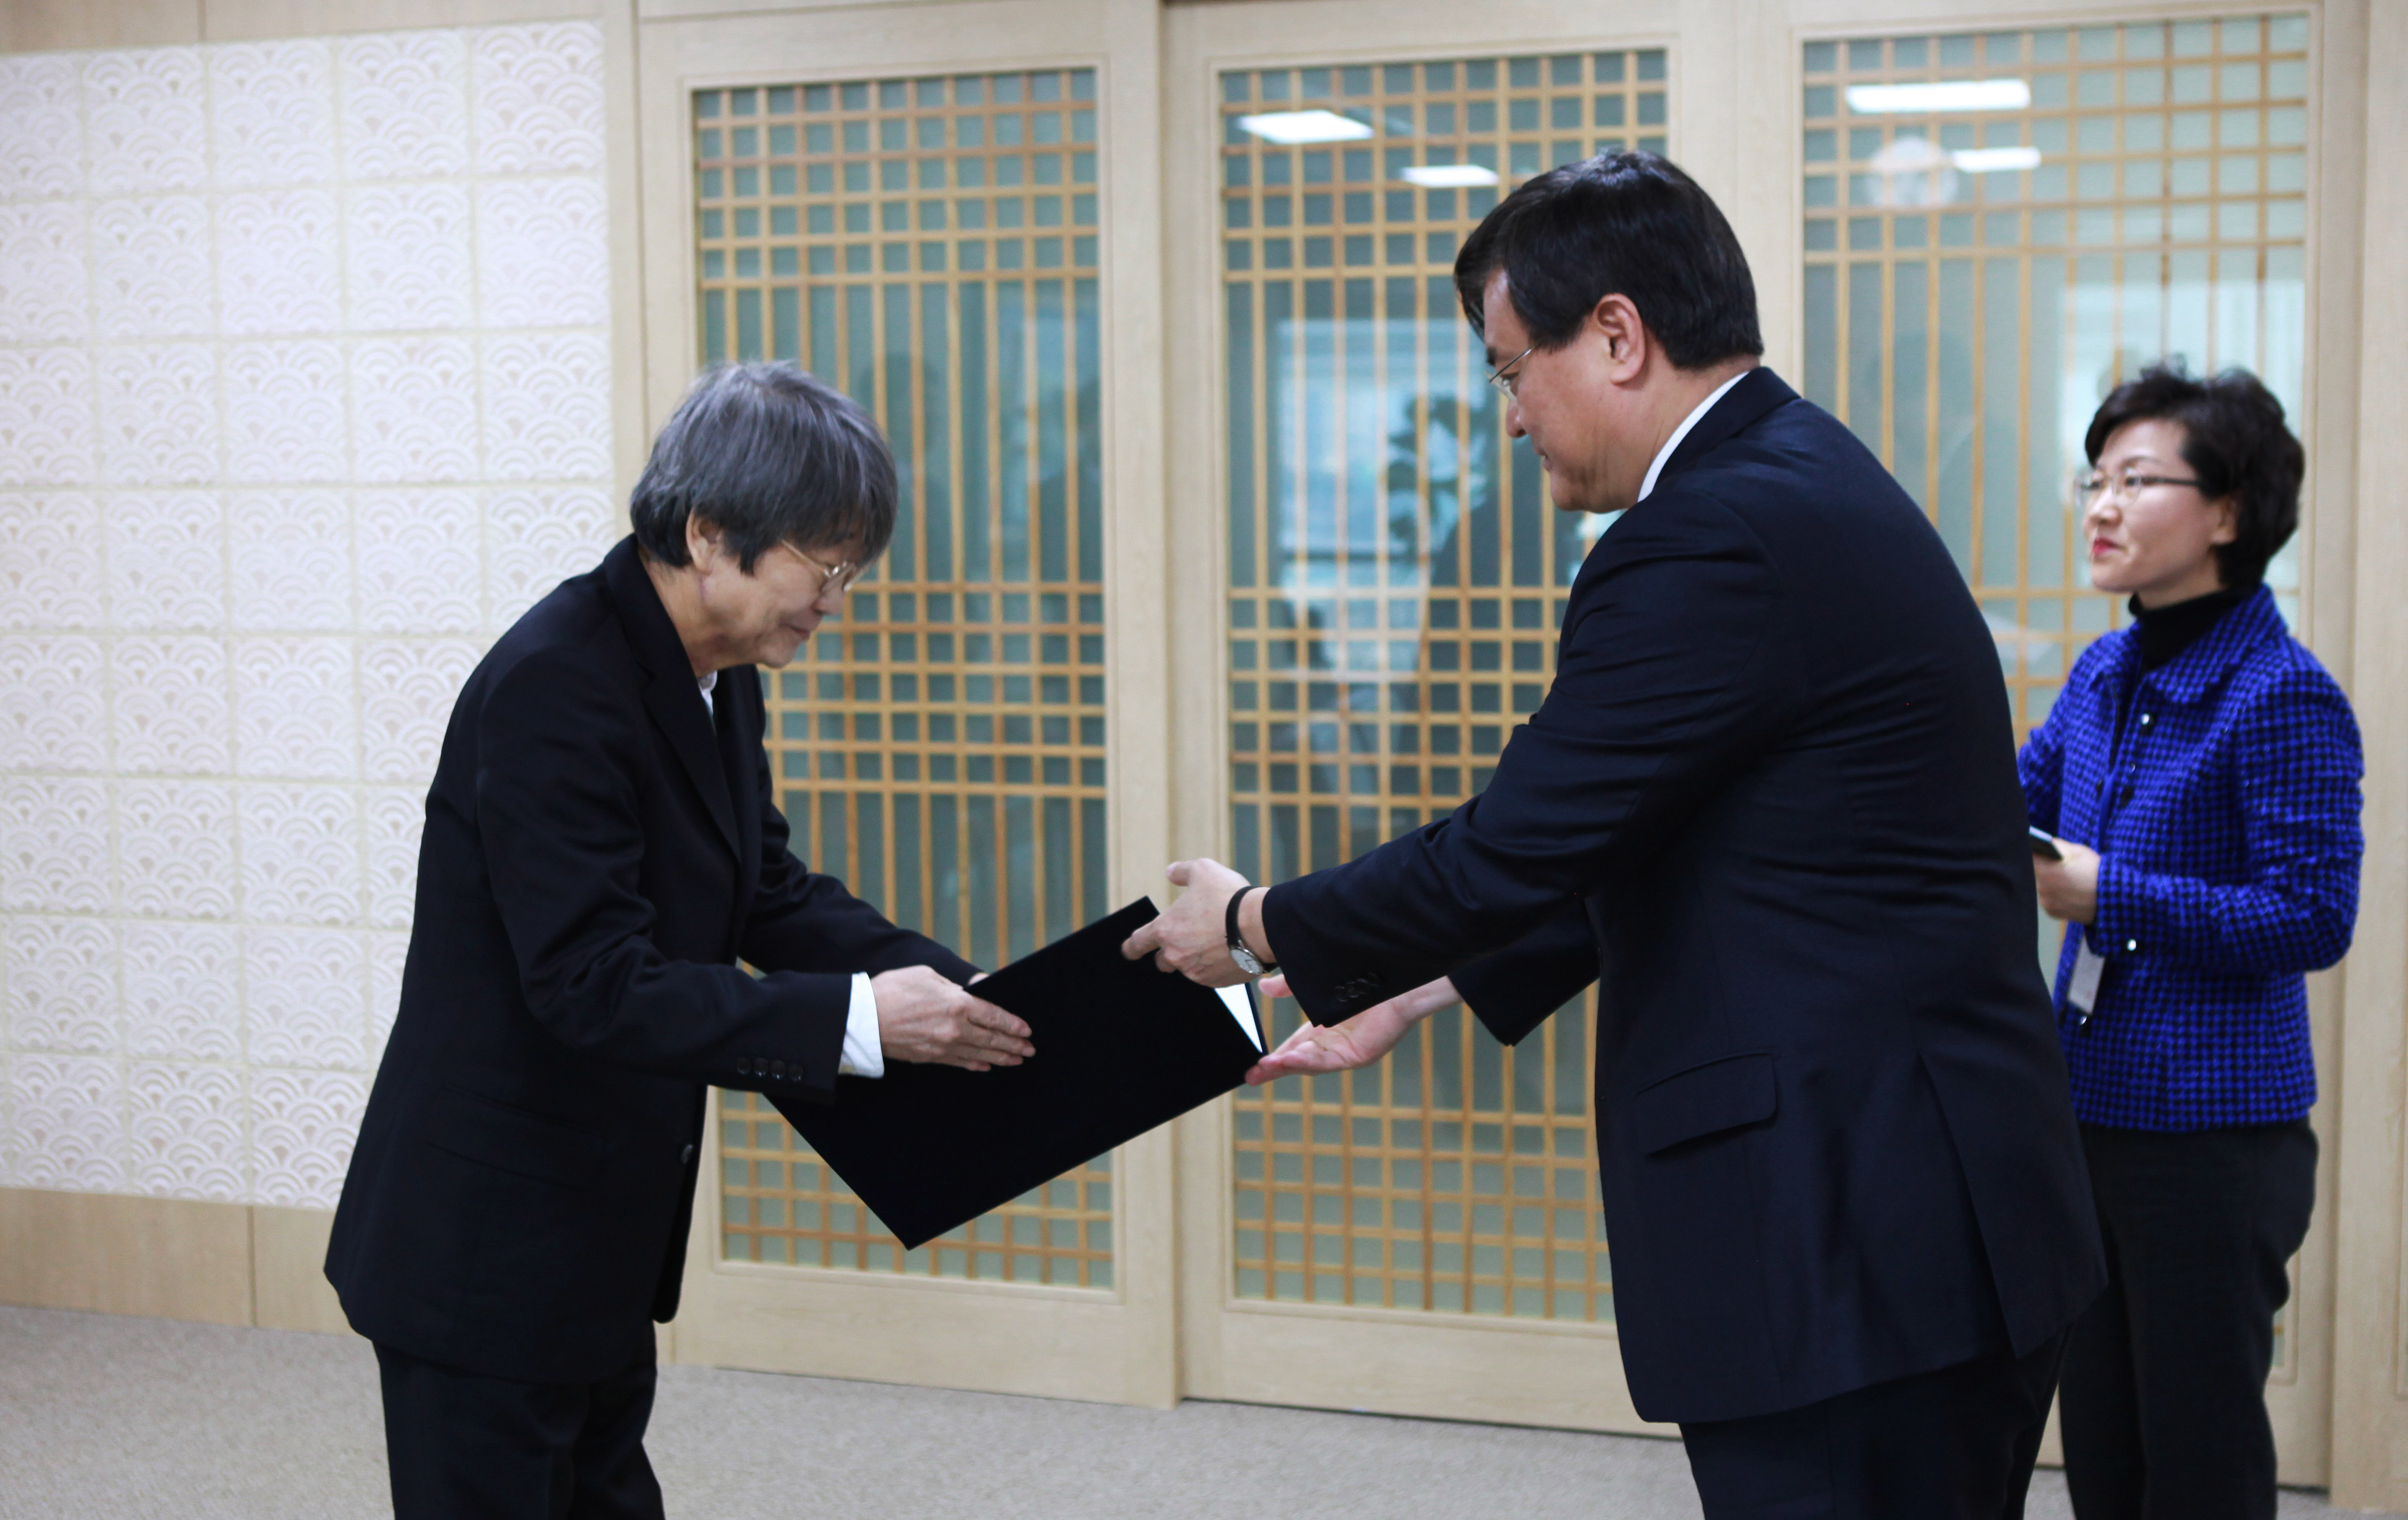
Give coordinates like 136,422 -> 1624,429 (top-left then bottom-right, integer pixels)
1243,974 -> 1458,1085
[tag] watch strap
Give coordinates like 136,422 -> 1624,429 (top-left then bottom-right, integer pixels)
1225,885 -> 1276,973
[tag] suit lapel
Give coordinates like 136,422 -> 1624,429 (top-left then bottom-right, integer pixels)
603,537 -> 741,860
643,676 -> 741,858
715,667 -> 765,926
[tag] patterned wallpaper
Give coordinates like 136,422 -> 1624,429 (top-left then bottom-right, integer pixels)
0,22 -> 618,1208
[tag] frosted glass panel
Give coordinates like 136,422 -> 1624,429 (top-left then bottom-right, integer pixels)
1801,15 -> 2311,733
695,70 -> 1112,1289
1218,53 -> 1666,1322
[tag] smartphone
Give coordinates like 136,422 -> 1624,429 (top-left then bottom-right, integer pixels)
2028,826 -> 2063,861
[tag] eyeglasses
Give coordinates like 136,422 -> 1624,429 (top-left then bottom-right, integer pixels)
1485,344 -> 1536,399
2076,469 -> 2203,503
784,544 -> 861,598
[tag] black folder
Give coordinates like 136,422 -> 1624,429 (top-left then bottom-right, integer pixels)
770,898 -> 1265,1249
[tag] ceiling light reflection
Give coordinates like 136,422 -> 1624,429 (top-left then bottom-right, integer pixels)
1950,146 -> 2042,172
1237,110 -> 1374,144
1399,164 -> 1499,188
1844,79 -> 2032,114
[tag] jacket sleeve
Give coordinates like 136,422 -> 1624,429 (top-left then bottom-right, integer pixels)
1451,900 -> 1599,1046
1262,493 -> 1786,1022
476,646 -> 852,1100
2016,681 -> 2071,834
2090,665 -> 2364,975
739,724 -> 981,984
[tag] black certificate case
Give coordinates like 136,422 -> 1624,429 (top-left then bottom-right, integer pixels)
771,897 -> 1266,1250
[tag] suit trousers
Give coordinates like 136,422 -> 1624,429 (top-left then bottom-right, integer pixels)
375,1340 -> 667,1520
2059,1120 -> 2318,1520
1678,1328 -> 2068,1519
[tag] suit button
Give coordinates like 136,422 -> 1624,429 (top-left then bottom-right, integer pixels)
771,1059 -> 787,1080
2125,939 -> 2139,952
680,1143 -> 696,1165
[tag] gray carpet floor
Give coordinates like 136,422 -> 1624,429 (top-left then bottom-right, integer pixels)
0,1305 -> 2390,1519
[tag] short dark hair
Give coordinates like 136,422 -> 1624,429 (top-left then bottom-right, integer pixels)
629,363 -> 897,570
1453,150 -> 1762,369
2084,362 -> 2302,588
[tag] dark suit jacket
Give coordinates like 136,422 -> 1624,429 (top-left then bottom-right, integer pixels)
326,536 -> 975,1384
1263,369 -> 2103,1425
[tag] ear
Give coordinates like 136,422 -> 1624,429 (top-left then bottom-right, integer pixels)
685,513 -> 725,568
1589,293 -> 1647,383
2206,495 -> 2240,547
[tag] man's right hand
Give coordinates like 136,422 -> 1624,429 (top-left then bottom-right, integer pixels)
870,966 -> 1033,1072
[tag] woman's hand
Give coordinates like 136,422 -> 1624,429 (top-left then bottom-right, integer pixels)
1243,975 -> 1458,1085
872,966 -> 1032,1071
2034,837 -> 2101,924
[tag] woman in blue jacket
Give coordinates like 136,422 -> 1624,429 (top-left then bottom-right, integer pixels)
2020,363 -> 2363,1520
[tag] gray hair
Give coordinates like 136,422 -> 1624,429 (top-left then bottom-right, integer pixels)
628,363 -> 897,570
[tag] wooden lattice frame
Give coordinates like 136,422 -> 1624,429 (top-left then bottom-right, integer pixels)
1218,51 -> 1671,1321
695,69 -> 1114,1288
1800,15 -> 2311,739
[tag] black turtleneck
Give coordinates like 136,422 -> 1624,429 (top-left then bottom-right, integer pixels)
2131,585 -> 2248,672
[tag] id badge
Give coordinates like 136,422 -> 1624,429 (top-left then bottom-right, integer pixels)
2067,938 -> 2106,1017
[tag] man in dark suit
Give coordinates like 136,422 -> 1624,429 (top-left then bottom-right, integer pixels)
327,364 -> 1032,1518
1126,153 -> 2103,1515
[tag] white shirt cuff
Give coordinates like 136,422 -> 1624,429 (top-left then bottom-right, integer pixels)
837,972 -> 884,1079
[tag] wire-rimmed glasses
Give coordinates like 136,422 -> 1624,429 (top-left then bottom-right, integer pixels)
2074,468 -> 2203,505
1485,344 -> 1537,399
785,543 -> 861,598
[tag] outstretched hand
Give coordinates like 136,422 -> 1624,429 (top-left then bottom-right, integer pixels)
871,965 -> 1032,1072
1244,975 -> 1459,1085
1119,858 -> 1253,986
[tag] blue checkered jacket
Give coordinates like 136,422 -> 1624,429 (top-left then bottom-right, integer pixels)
2017,583 -> 2362,1130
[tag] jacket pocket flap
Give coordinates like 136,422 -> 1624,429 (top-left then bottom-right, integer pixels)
425,1086 -> 608,1189
1630,1051 -> 1776,1155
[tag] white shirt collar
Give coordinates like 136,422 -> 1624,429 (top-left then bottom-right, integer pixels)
696,669 -> 718,717
1635,369 -> 1752,505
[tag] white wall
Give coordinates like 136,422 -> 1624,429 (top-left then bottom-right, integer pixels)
0,20 -> 618,1208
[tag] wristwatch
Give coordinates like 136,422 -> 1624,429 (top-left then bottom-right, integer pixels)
1226,886 -> 1278,975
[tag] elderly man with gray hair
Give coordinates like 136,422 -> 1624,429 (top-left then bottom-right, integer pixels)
325,364 -> 1028,1519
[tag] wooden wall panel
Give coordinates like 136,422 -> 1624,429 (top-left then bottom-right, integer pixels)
0,1190 -> 361,1336
2327,0 -> 2408,1499
0,1187 -> 252,1327
0,0 -> 200,52
251,1205 -> 352,1335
